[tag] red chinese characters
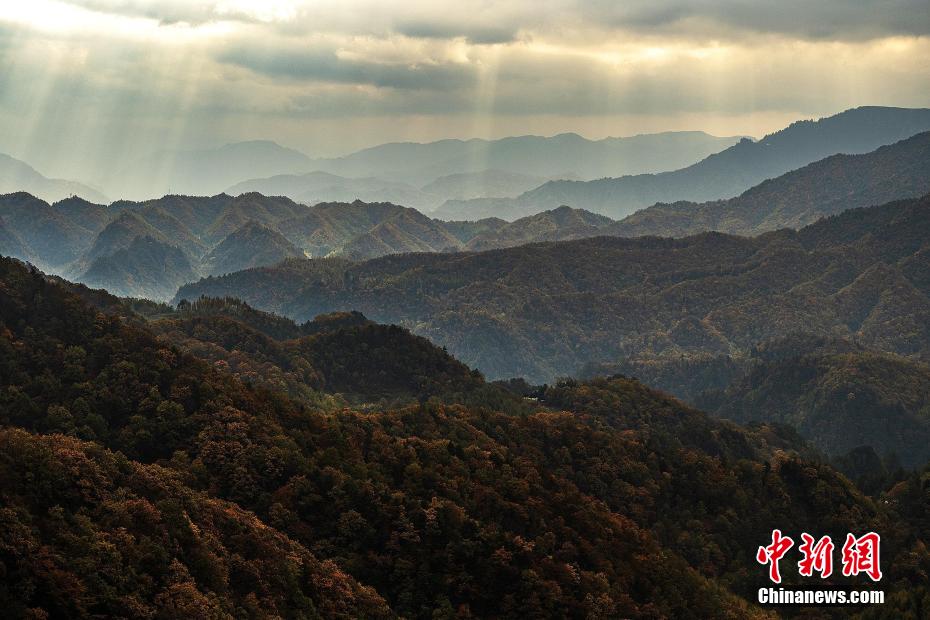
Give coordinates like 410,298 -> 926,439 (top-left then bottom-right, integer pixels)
758,530 -> 882,583
757,529 -> 794,584
798,533 -> 834,578
841,532 -> 882,582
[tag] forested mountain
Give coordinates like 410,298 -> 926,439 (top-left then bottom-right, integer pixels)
705,351 -> 930,467
200,220 -> 305,276
0,192 -> 477,299
0,153 -> 107,204
177,194 -> 930,384
0,192 -> 107,268
330,206 -> 465,260
583,333 -> 930,467
0,428 -> 393,619
80,235 -> 198,300
464,206 -> 615,251
612,130 -> 930,238
6,254 -> 929,618
441,106 -> 930,220
151,297 -> 492,406
5,121 -> 929,301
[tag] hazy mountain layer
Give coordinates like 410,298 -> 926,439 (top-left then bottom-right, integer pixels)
612,130 -> 930,238
176,194 -> 930,384
301,130 -> 742,186
80,235 -> 197,300
0,153 -> 108,204
4,117 -> 929,301
105,140 -> 311,200
421,169 -> 548,201
228,170 -> 438,211
441,106 -> 930,220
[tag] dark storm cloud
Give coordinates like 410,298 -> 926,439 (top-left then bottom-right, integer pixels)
394,21 -> 519,44
217,43 -> 477,90
585,0 -> 930,41
57,0 -> 930,42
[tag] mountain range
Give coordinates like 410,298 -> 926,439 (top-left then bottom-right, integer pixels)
298,130 -> 742,186
225,132 -> 743,212
440,106 -> 930,220
3,119 -> 928,301
611,130 -> 930,238
176,193 -> 930,380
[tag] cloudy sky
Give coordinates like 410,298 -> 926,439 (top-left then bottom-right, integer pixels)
1,0 -> 928,181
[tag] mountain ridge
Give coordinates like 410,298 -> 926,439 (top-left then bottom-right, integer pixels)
441,106 -> 930,220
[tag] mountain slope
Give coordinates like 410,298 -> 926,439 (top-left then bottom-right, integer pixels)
80,210 -> 169,265
81,235 -> 196,300
0,153 -> 108,203
0,192 -> 100,268
337,208 -> 464,260
0,427 -> 392,619
707,352 -> 930,467
421,169 -> 548,202
176,194 -> 930,383
0,217 -> 32,262
612,130 -> 930,238
4,256 -> 916,618
465,206 -> 615,251
445,106 -> 930,219
305,130 -> 742,185
200,220 -> 304,276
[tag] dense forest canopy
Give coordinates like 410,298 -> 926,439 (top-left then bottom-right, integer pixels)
2,255 -> 928,618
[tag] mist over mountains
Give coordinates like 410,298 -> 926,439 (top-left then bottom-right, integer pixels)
4,130 -> 741,206
3,103 -> 930,618
6,0 -> 930,614
3,110 -> 927,304
442,106 -> 930,220
175,193 -> 930,378
0,153 -> 108,204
